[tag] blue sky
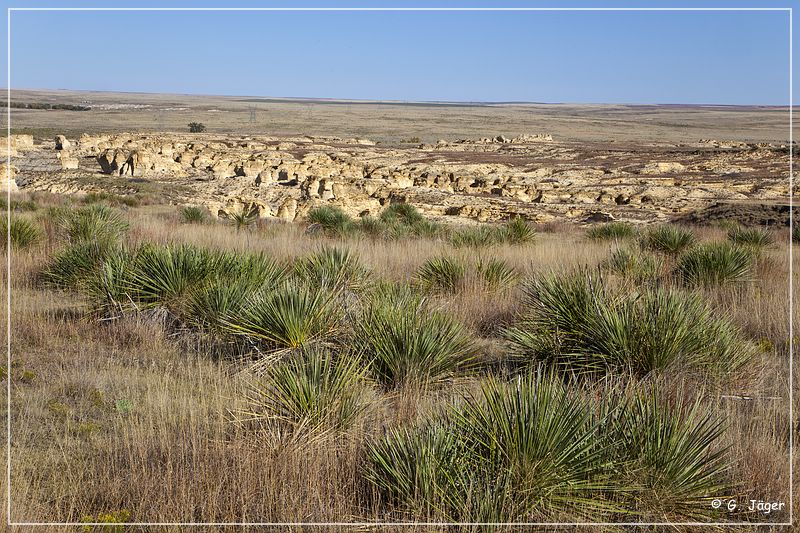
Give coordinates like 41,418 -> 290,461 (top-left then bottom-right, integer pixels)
1,0 -> 797,105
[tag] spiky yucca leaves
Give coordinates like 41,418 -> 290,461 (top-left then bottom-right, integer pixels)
356,297 -> 476,389
366,372 -> 615,522
793,225 -> 800,243
604,247 -> 663,285
449,226 -> 497,248
505,271 -> 749,377
727,226 -> 774,249
0,216 -> 42,249
58,204 -> 129,245
222,281 -> 341,353
82,247 -> 136,316
640,225 -> 696,255
179,205 -> 208,224
244,349 -> 370,440
307,206 -> 353,237
416,256 -> 466,293
127,243 -> 222,312
43,240 -> 120,289
603,386 -> 731,521
477,257 -> 518,291
586,222 -> 635,241
294,245 -> 370,292
228,210 -> 258,231
498,217 -> 536,245
677,242 -> 753,287
380,203 -> 424,226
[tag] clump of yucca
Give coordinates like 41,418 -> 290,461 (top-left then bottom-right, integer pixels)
228,209 -> 258,231
57,204 -> 129,246
356,296 -> 476,389
243,349 -> 370,440
416,256 -> 467,293
497,217 -> 536,245
380,203 -> 424,226
43,240 -> 120,290
726,226 -> 774,249
504,269 -> 750,376
365,372 -> 732,522
793,225 -> 800,243
307,206 -> 354,238
477,258 -> 518,291
179,205 -> 208,224
372,203 -> 445,240
604,247 -> 663,284
640,225 -> 696,254
449,226 -> 497,248
294,245 -> 370,292
0,217 -> 42,249
677,242 -> 753,287
586,221 -> 635,241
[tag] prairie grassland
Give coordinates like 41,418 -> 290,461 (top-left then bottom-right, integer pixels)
2,193 -> 797,531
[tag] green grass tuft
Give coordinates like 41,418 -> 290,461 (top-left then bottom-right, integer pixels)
417,256 -> 467,293
1,217 -> 42,249
179,206 -> 209,224
677,242 -> 753,287
639,225 -> 696,254
726,226 -> 774,248
586,222 -> 635,241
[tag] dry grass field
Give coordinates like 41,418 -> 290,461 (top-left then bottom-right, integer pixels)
2,189 -> 796,530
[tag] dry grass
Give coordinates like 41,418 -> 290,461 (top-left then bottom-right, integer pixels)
2,194 -> 797,529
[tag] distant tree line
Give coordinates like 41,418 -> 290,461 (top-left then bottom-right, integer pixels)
10,102 -> 91,111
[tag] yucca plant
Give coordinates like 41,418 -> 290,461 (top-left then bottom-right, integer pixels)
222,282 -> 341,353
586,222 -> 635,241
640,225 -> 696,255
82,247 -> 135,316
477,257 -> 518,291
793,225 -> 800,243
380,203 -> 425,226
417,256 -> 466,293
58,205 -> 129,245
356,297 -> 476,389
0,217 -> 42,249
179,205 -> 208,224
294,245 -> 370,292
42,240 -> 119,289
727,226 -> 774,249
243,349 -> 370,440
307,206 -> 353,237
450,226 -> 498,248
357,215 -> 390,239
603,386 -> 731,521
498,217 -> 536,245
677,242 -> 753,287
505,270 -> 749,377
185,278 -> 263,334
217,251 -> 287,290
604,247 -> 663,284
228,209 -> 257,231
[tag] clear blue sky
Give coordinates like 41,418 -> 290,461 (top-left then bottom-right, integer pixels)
1,0 -> 797,105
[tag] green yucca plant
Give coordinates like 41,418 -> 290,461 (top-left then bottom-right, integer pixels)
0,217 -> 42,249
356,297 -> 476,389
603,386 -> 731,521
222,282 -> 340,352
357,215 -> 390,239
677,242 -> 753,287
294,245 -> 370,292
43,240 -> 120,289
417,256 -> 466,293
604,247 -> 663,284
58,205 -> 129,245
380,203 -> 425,226
505,270 -> 749,376
127,243 -> 222,312
82,247 -> 135,316
307,206 -> 353,237
477,257 -> 518,291
793,225 -> 800,243
185,278 -> 262,334
449,226 -> 498,248
179,205 -> 208,224
727,226 -> 774,248
244,349 -> 370,439
586,222 -> 635,241
640,225 -> 696,254
228,209 -> 257,231
498,217 -> 536,245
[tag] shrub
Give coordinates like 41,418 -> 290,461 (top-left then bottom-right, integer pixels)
640,225 -> 696,254
477,258 -> 518,291
586,222 -> 635,241
222,282 -> 340,353
677,243 -> 753,287
179,206 -> 208,224
294,245 -> 370,292
380,203 -> 424,226
604,247 -> 663,284
727,226 -> 774,248
307,206 -> 353,238
497,217 -> 536,245
417,256 -> 466,293
244,349 -> 369,439
356,297 -> 476,389
188,122 -> 206,133
0,217 -> 42,249
58,205 -> 129,246
504,270 -> 749,376
450,226 -> 497,248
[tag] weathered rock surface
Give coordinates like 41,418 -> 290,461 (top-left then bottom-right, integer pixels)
8,132 -> 791,225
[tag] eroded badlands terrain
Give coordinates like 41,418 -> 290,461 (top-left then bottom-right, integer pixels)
2,130 -> 792,226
